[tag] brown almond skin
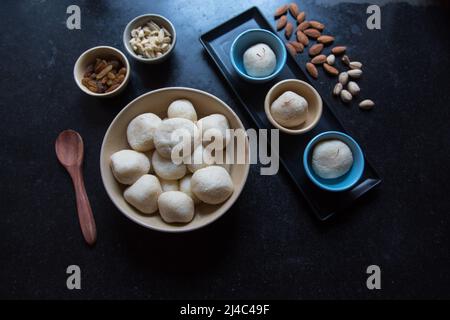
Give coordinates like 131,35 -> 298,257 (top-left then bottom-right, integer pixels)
274,4 -> 289,18
306,62 -> 318,79
331,46 -> 347,55
309,20 -> 325,31
297,21 -> 310,31
296,30 -> 309,46
309,43 -> 324,56
304,28 -> 321,39
317,35 -> 335,45
285,43 -> 297,57
290,41 -> 304,53
323,63 -> 339,76
289,3 -> 300,17
277,15 -> 287,30
285,22 -> 294,39
311,54 -> 327,64
296,11 -> 306,23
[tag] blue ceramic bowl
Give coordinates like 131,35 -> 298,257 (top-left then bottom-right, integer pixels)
230,29 -> 286,83
303,131 -> 365,192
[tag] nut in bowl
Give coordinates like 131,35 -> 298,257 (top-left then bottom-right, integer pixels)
100,87 -> 250,232
123,14 -> 176,64
230,28 -> 286,83
303,131 -> 365,192
264,79 -> 323,134
73,46 -> 130,97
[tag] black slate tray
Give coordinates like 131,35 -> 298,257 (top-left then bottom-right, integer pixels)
200,6 -> 381,221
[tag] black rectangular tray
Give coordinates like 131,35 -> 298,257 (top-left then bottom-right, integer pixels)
200,6 -> 381,221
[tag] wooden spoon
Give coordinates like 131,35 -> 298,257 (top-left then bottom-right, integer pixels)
55,130 -> 97,246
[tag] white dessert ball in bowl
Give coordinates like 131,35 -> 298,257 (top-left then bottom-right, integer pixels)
100,87 -> 250,232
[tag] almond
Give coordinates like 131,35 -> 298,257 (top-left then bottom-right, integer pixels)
289,3 -> 300,17
297,21 -> 310,31
296,11 -> 306,24
274,4 -> 289,18
296,30 -> 309,46
317,35 -> 335,45
277,15 -> 288,30
290,41 -> 304,53
285,22 -> 294,39
309,43 -> 324,56
304,28 -> 321,39
331,46 -> 347,55
309,20 -> 325,31
285,43 -> 297,56
323,63 -> 339,76
311,54 -> 327,64
306,62 -> 318,79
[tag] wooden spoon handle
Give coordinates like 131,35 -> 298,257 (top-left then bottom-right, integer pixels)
70,169 -> 97,246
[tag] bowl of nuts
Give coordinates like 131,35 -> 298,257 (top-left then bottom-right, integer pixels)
123,14 -> 176,64
73,46 -> 130,97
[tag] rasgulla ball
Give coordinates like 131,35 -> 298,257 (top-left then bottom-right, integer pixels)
124,174 -> 162,214
110,150 -> 150,185
191,166 -> 234,205
243,43 -> 277,77
158,191 -> 195,223
167,99 -> 198,122
127,113 -> 161,152
197,114 -> 230,149
160,178 -> 179,192
153,118 -> 200,159
179,174 -> 200,204
185,145 -> 215,173
270,91 -> 308,128
311,139 -> 354,179
152,150 -> 186,181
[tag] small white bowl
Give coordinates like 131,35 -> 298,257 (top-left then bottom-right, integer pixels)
123,14 -> 176,64
73,46 -> 130,98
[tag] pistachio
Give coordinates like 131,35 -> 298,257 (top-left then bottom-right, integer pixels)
347,81 -> 360,95
348,69 -> 363,78
333,83 -> 343,96
359,99 -> 375,110
326,54 -> 335,65
338,72 -> 349,85
350,61 -> 363,69
340,90 -> 352,103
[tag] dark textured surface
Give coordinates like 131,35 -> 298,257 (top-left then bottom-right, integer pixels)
0,0 -> 449,299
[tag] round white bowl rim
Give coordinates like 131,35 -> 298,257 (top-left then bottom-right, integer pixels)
100,87 -> 250,233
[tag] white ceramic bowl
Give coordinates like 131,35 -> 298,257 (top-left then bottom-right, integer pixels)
123,14 -> 176,64
100,87 -> 250,232
73,46 -> 130,97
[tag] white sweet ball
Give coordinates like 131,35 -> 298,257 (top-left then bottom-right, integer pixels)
179,174 -> 200,204
160,178 -> 179,192
191,166 -> 234,204
110,150 -> 150,185
126,113 -> 161,151
243,43 -> 277,77
197,114 -> 230,149
152,150 -> 186,180
185,145 -> 214,173
270,91 -> 308,128
312,139 -> 354,179
167,99 -> 198,122
124,174 -> 162,214
153,118 -> 200,159
158,191 -> 195,223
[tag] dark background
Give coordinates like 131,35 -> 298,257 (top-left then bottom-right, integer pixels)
0,0 -> 449,299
